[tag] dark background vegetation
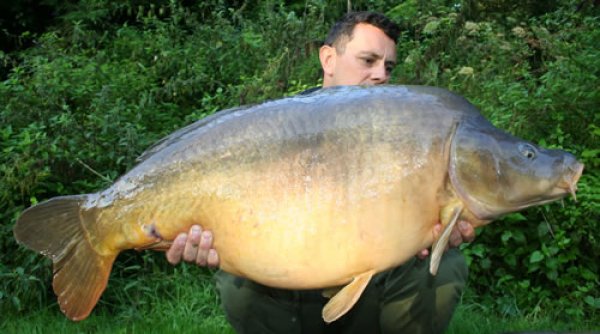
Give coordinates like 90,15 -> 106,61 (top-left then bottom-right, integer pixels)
1,0 -> 598,327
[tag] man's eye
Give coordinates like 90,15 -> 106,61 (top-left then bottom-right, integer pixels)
385,65 -> 395,73
362,58 -> 375,65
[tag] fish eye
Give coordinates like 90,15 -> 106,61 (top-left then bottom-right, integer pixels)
519,144 -> 536,160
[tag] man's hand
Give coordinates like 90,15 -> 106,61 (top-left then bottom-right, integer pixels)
417,220 -> 475,259
166,225 -> 220,268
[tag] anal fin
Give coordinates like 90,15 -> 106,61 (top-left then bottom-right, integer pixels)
322,270 -> 374,323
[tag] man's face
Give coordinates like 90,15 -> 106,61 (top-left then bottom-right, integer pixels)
321,23 -> 397,87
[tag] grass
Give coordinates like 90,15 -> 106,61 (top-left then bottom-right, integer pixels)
447,304 -> 600,334
0,270 -> 234,334
3,297 -> 598,333
4,303 -> 598,334
2,263 -> 598,334
1,308 -> 233,334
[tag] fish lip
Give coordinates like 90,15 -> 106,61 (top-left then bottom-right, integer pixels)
557,161 -> 584,202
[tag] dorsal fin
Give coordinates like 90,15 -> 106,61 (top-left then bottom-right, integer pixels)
136,105 -> 251,163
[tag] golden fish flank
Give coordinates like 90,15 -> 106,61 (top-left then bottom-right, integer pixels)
14,85 -> 583,323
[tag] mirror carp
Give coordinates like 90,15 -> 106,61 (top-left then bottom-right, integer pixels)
14,85 -> 583,322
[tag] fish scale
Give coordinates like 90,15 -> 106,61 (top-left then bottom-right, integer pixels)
14,85 -> 583,323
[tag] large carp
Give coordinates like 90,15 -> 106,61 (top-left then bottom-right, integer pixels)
14,85 -> 583,322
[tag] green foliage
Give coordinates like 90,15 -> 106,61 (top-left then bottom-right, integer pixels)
1,0 -> 598,325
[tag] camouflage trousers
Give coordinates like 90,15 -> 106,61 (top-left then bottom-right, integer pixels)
215,249 -> 468,334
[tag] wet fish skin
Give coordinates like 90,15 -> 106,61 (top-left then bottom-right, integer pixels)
13,85 -> 583,322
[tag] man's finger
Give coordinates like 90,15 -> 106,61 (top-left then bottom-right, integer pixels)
182,225 -> 202,262
458,220 -> 475,243
199,230 -> 213,250
207,249 -> 219,268
432,223 -> 442,239
166,233 -> 187,265
449,228 -> 463,248
195,231 -> 213,266
416,248 -> 429,260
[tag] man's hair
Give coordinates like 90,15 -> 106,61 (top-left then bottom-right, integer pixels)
324,11 -> 400,52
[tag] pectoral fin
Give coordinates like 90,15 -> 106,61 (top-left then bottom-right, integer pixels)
430,202 -> 464,275
322,270 -> 374,323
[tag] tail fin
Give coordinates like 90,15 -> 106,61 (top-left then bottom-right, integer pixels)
14,195 -> 117,321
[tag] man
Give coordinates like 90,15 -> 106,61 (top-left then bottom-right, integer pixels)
167,11 -> 475,334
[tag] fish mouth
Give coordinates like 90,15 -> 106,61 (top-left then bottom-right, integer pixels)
517,160 -> 584,209
474,161 -> 585,219
518,161 -> 584,208
554,161 -> 584,202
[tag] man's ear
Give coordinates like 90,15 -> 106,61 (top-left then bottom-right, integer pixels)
319,45 -> 336,78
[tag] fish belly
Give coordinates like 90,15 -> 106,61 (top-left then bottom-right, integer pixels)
176,158 -> 443,289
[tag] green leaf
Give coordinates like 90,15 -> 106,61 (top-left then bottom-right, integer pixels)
503,213 -> 527,223
512,230 -> 526,244
518,279 -> 530,289
537,222 -> 550,237
584,296 -> 600,309
470,244 -> 486,258
481,258 -> 491,270
505,254 -> 517,268
423,20 -> 441,35
501,230 -> 512,243
530,251 -> 544,263
581,268 -> 598,281
581,148 -> 599,158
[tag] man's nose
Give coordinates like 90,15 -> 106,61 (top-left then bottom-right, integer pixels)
370,62 -> 389,84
